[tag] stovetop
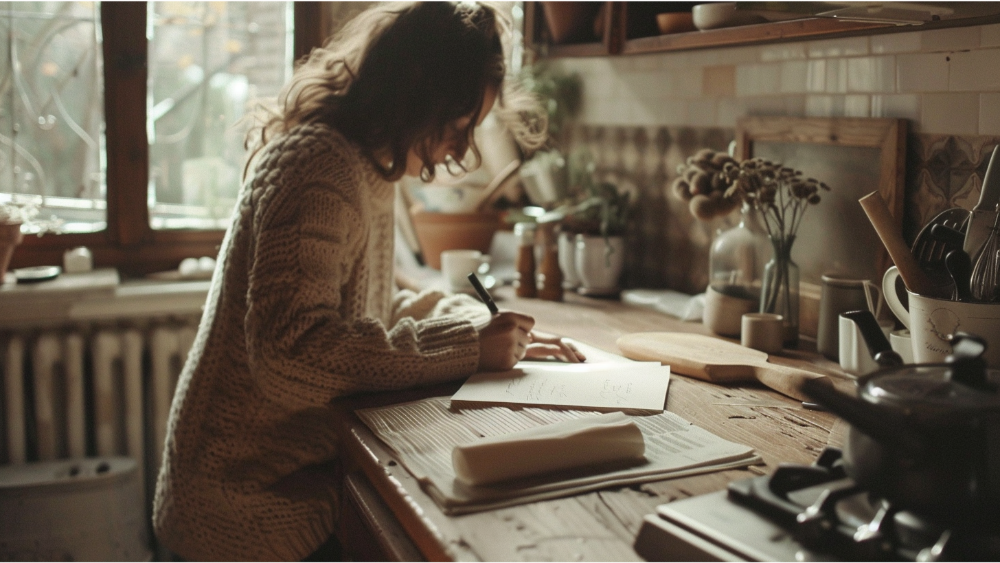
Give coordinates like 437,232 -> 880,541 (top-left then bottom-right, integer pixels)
634,448 -> 1000,562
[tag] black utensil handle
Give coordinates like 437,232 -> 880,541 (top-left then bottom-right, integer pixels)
945,249 -> 974,302
841,309 -> 901,367
930,223 -> 966,246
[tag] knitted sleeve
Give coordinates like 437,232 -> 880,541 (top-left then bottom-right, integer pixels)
391,289 -> 492,329
243,138 -> 480,411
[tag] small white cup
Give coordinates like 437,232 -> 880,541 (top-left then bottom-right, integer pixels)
890,328 -> 914,365
839,314 -> 893,375
741,313 -> 784,355
440,249 -> 490,291
63,246 -> 93,273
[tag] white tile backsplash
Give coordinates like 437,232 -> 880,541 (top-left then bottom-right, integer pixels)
897,53 -> 949,92
845,95 -> 871,117
921,93 -> 979,134
824,58 -> 848,93
921,26 -> 980,52
847,56 -> 895,92
761,43 -> 807,62
981,93 -> 1000,135
687,99 -> 717,127
716,97 -> 741,127
871,31 -> 921,54
735,63 -> 781,96
949,49 -> 1000,92
806,95 -> 845,118
780,60 -> 808,94
742,96 -> 795,117
983,24 -> 1000,48
807,36 -> 869,58
563,24 -> 997,136
669,68 -> 704,98
807,59 -> 826,92
871,94 -> 920,121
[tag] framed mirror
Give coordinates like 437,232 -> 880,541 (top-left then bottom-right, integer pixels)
735,116 -> 907,284
735,116 -> 907,337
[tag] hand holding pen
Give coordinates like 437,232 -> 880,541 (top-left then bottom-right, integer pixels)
468,273 -> 585,368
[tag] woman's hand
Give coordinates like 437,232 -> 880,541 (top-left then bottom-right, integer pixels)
477,312 -> 535,371
524,330 -> 587,363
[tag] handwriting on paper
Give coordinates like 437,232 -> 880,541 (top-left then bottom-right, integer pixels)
452,362 -> 670,412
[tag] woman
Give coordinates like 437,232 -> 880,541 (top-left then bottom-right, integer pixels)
153,3 -> 583,560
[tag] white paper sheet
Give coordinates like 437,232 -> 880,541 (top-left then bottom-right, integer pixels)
451,361 -> 671,412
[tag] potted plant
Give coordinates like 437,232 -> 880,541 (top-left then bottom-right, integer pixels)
1,202 -> 29,282
0,199 -> 64,282
551,149 -> 631,295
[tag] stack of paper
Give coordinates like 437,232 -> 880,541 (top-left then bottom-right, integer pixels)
356,396 -> 762,514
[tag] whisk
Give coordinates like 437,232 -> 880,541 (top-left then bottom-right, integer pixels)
971,204 -> 1000,302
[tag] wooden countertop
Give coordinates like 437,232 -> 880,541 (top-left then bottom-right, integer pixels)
332,287 -> 855,561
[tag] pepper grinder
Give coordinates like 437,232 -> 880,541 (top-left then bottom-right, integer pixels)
513,222 -> 537,298
536,221 -> 563,301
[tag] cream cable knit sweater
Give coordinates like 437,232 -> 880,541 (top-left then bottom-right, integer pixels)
153,123 -> 487,561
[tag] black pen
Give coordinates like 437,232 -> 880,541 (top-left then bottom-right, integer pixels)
467,272 -> 499,315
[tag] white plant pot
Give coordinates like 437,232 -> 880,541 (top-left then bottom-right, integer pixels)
575,234 -> 625,296
558,231 -> 580,289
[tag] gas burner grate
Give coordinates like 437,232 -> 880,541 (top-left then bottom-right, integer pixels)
725,447 -> 1000,561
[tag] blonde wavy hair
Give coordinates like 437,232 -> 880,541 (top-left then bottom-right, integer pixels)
244,2 -> 547,182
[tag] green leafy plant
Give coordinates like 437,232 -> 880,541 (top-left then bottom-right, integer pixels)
0,198 -> 63,235
519,62 -> 582,142
545,149 -> 631,267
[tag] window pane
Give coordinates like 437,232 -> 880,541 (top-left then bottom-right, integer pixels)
0,1 -> 105,234
147,1 -> 292,230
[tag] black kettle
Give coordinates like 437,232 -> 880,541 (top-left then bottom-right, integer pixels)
802,310 -> 1000,524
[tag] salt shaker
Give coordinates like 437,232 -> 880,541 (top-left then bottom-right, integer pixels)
513,222 -> 537,298
536,222 -> 563,301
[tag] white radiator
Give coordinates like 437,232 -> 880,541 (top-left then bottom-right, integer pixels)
0,319 -> 199,501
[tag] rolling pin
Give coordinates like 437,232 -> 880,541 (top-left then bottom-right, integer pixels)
859,191 -> 941,298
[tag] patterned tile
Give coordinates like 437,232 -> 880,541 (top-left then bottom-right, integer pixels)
564,125 -> 1000,292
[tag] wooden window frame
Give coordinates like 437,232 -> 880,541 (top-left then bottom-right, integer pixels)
10,1 -> 329,278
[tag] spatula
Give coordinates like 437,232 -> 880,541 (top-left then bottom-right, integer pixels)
965,145 -> 1000,260
616,332 -> 832,401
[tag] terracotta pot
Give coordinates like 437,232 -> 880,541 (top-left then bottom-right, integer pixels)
410,209 -> 500,270
0,222 -> 24,280
542,2 -> 601,44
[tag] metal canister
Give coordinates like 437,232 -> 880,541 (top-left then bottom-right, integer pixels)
817,274 -> 870,361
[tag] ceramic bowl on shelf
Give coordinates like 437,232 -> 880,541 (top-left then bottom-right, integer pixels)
692,2 -> 801,31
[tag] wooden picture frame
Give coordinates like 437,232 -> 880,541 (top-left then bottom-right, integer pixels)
735,116 -> 907,337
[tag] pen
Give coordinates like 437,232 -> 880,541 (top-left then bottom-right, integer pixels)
467,272 -> 499,315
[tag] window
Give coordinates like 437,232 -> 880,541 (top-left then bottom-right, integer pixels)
4,2 -> 326,277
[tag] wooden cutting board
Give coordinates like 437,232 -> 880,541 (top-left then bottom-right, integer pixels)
616,332 -> 831,401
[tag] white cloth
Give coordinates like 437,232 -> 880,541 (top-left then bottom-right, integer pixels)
452,412 -> 645,486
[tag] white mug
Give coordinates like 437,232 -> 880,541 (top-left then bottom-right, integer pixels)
882,266 -> 1000,367
441,249 -> 490,291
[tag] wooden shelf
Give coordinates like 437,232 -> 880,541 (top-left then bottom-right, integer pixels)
528,1 -> 1000,60
622,18 -> 890,55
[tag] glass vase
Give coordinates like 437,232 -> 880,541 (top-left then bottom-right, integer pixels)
760,234 -> 800,345
703,204 -> 772,336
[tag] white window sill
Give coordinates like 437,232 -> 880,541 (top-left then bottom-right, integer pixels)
0,269 -> 209,330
